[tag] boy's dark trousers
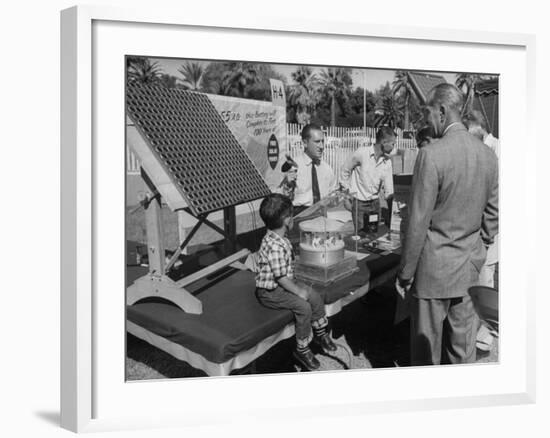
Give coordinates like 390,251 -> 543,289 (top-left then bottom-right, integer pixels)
256,286 -> 325,341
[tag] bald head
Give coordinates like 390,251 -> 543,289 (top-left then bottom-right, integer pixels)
426,83 -> 464,115
424,83 -> 465,137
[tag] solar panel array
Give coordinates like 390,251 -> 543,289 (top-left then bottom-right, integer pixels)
126,83 -> 271,215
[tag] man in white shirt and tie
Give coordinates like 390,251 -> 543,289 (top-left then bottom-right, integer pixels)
285,124 -> 337,215
340,126 -> 396,234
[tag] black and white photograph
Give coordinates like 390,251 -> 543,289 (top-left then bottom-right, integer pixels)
124,57 -> 500,379
3,0 -> 545,435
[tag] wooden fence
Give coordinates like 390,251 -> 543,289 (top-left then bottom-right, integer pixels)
127,123 -> 418,177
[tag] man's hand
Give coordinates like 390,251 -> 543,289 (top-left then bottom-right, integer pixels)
343,197 -> 352,211
395,276 -> 413,300
285,169 -> 297,184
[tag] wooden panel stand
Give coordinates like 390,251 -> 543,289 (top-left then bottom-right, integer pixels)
294,254 -> 358,286
223,206 -> 237,254
177,210 -> 188,255
144,186 -> 165,276
127,171 -> 204,313
127,274 -> 203,314
177,249 -> 250,288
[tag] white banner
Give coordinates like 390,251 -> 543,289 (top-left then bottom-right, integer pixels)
208,93 -> 287,191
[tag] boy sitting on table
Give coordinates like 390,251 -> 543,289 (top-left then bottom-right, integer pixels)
256,193 -> 336,371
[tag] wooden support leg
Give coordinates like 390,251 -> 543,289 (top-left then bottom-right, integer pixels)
177,210 -> 188,255
165,215 -> 206,272
223,206 -> 236,254
144,192 -> 165,276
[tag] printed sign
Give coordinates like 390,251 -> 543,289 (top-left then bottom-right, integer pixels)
208,93 -> 287,191
269,79 -> 286,108
267,134 -> 279,170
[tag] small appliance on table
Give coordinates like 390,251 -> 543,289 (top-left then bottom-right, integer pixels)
294,216 -> 358,286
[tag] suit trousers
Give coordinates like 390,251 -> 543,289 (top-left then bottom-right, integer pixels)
410,294 -> 477,366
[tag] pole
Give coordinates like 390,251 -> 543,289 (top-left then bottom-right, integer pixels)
363,70 -> 367,134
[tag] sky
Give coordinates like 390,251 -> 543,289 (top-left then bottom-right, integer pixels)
152,57 -> 457,92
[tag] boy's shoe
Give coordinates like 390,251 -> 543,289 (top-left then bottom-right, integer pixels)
313,334 -> 337,353
293,348 -> 320,371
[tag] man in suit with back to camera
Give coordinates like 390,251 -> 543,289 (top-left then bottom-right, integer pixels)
396,83 -> 498,366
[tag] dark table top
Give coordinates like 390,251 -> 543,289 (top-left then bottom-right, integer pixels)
126,237 -> 400,364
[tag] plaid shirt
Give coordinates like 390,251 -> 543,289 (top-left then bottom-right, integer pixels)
256,229 -> 295,290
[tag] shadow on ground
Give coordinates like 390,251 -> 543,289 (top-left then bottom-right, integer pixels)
126,334 -> 298,380
331,282 -> 410,368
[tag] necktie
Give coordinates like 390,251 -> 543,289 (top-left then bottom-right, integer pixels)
311,162 -> 321,204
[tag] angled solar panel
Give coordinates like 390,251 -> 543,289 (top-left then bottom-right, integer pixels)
126,83 -> 271,215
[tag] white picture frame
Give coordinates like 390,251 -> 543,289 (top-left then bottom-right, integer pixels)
60,5 -> 536,433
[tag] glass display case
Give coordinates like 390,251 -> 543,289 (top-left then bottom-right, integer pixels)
293,192 -> 359,285
298,217 -> 346,266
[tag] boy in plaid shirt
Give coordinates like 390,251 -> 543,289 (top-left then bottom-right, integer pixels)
256,193 -> 336,371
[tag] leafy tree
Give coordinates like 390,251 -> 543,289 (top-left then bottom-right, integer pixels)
349,87 -> 375,115
158,73 -> 179,89
200,61 -> 285,101
287,66 -> 320,124
344,86 -> 377,127
127,57 -> 163,85
383,96 -> 404,129
373,81 -> 393,107
318,67 -> 353,127
201,62 -> 227,94
373,81 -> 404,129
220,62 -> 259,98
245,64 -> 287,101
177,61 -> 205,90
371,82 -> 399,128
408,96 -> 426,130
392,71 -> 416,129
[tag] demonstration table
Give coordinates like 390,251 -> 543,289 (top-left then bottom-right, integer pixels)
126,233 -> 401,377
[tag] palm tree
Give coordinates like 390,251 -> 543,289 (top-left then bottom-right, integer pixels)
392,71 -> 416,130
220,62 -> 258,98
378,95 -> 403,129
455,73 -> 491,116
127,57 -> 163,85
287,66 -> 320,124
159,74 -> 178,89
177,61 -> 204,90
318,68 -> 352,127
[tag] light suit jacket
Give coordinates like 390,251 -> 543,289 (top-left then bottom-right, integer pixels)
399,123 -> 498,299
